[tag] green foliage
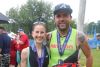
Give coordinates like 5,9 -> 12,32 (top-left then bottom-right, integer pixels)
46,20 -> 55,32
5,0 -> 53,36
84,21 -> 100,34
70,20 -> 77,29
96,20 -> 100,33
6,8 -> 19,19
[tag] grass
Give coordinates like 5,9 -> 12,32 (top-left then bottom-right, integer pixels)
80,49 -> 100,67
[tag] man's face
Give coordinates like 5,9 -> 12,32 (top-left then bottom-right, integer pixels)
18,31 -> 23,36
54,12 -> 72,31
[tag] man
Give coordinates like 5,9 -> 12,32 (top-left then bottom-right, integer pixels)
0,27 -> 11,67
48,3 -> 93,67
16,29 -> 29,67
9,33 -> 17,67
16,29 -> 29,52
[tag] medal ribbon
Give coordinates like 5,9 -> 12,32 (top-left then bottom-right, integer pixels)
57,27 -> 72,56
31,40 -> 44,67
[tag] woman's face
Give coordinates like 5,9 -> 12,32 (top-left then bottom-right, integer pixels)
32,25 -> 46,44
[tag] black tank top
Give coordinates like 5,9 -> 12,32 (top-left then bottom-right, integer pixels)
29,46 -> 49,67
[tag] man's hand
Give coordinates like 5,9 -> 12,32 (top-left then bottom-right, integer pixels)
16,40 -> 24,45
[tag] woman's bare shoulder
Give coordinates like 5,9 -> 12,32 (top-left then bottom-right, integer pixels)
21,47 -> 29,56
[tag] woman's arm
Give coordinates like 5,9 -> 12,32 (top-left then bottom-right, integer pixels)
21,47 -> 29,67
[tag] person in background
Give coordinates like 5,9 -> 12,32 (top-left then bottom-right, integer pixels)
48,3 -> 93,67
0,26 -> 11,67
9,32 -> 17,67
0,27 -> 3,62
21,22 -> 49,67
16,29 -> 29,67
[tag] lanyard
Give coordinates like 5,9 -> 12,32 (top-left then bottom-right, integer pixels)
31,40 -> 44,67
37,48 -> 44,67
57,27 -> 72,56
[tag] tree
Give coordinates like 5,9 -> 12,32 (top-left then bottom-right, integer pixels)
6,0 -> 53,35
86,22 -> 96,35
97,20 -> 100,33
70,19 -> 77,29
6,8 -> 20,32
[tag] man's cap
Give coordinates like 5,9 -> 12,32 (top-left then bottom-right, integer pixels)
17,29 -> 24,32
54,3 -> 72,15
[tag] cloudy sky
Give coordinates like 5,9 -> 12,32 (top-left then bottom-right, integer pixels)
0,0 -> 100,23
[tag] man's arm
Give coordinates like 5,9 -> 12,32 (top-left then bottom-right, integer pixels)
0,35 -> 3,61
77,32 -> 93,67
0,35 -> 3,53
21,47 -> 29,67
16,40 -> 24,45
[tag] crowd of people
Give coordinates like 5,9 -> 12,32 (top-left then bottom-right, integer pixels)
0,27 -> 29,67
0,3 -> 93,67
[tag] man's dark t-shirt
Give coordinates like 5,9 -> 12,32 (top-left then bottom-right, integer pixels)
0,33 -> 11,54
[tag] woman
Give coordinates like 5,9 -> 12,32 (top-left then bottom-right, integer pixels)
21,22 -> 49,67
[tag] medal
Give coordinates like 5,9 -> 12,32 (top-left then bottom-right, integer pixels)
57,27 -> 72,56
